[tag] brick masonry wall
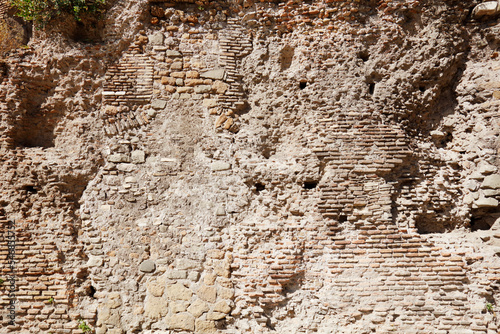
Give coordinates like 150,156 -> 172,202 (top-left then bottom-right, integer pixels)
1,0 -> 500,333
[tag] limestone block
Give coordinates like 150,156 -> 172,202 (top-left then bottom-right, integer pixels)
166,270 -> 187,279
206,311 -> 226,320
144,296 -> 168,319
161,77 -> 176,85
108,154 -> 129,163
186,71 -> 199,78
87,256 -> 103,267
213,80 -> 228,94
147,282 -> 165,297
140,260 -> 156,273
472,1 -> 500,18
203,99 -> 217,108
166,283 -> 193,301
211,161 -> 231,171
475,196 -> 499,208
217,287 -> 234,299
207,249 -> 225,259
167,50 -> 182,57
174,258 -> 201,270
131,151 -> 145,164
151,99 -> 167,110
195,319 -> 217,333
213,300 -> 231,314
171,71 -> 185,78
188,299 -> 209,317
170,301 -> 188,313
166,312 -> 195,331
200,69 -> 225,80
197,285 -> 217,303
481,174 -> 500,189
149,32 -> 164,45
171,62 -> 183,70
203,272 -> 217,285
194,85 -> 213,94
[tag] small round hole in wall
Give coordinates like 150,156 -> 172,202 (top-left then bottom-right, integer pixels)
419,86 -> 426,92
299,81 -> 307,90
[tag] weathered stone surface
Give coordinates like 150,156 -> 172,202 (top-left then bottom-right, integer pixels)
213,300 -> 231,314
151,99 -> 167,110
144,297 -> 168,319
166,283 -> 193,301
475,197 -> 499,208
131,150 -> 145,164
482,175 -> 500,189
210,161 -> 231,171
166,50 -> 182,57
195,319 -> 217,333
166,313 -> 195,331
108,154 -> 129,163
472,1 -> 500,18
213,80 -> 228,94
187,299 -> 209,317
139,260 -> 156,273
206,311 -> 226,320
200,69 -> 225,80
87,256 -> 103,267
197,285 -> 217,303
5,1 -> 500,333
149,32 -> 164,45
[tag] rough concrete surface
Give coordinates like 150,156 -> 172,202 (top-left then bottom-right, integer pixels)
1,0 -> 500,333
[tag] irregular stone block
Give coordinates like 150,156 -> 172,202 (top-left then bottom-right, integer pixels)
482,174 -> 500,189
151,99 -> 167,110
108,154 -> 129,163
166,312 -> 195,331
475,196 -> 499,208
217,287 -> 234,299
187,299 -> 209,317
195,319 -> 216,333
213,80 -> 228,94
149,32 -> 164,45
197,285 -> 217,303
131,151 -> 145,164
166,283 -> 193,301
210,161 -> 231,171
171,62 -> 183,70
194,85 -> 212,94
206,311 -> 226,320
140,260 -> 156,273
203,99 -> 217,108
213,300 -> 231,314
472,1 -> 500,18
167,50 -> 182,57
87,256 -> 103,267
200,69 -> 225,80
166,270 -> 187,279
174,258 -> 201,270
144,296 -> 168,319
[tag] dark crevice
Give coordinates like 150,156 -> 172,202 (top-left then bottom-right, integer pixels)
303,181 -> 317,190
299,81 -> 307,90
368,82 -> 375,95
255,183 -> 265,192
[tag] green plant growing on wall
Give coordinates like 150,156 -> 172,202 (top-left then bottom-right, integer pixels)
0,278 -> 4,284
9,0 -> 106,27
78,319 -> 91,333
47,296 -> 54,304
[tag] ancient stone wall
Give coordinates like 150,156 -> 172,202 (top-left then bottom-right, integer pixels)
2,0 -> 500,333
